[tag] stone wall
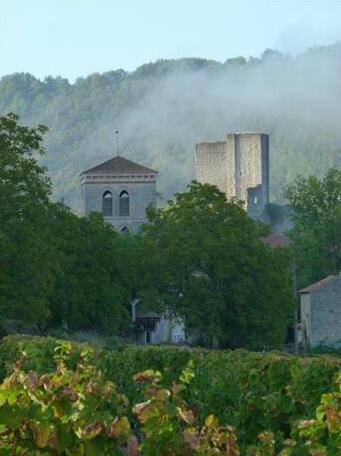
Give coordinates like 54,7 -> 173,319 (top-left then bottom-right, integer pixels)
310,278 -> 341,346
195,141 -> 232,197
234,133 -> 269,209
195,132 -> 269,220
82,177 -> 156,233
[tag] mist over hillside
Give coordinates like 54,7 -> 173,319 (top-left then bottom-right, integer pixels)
0,42 -> 340,210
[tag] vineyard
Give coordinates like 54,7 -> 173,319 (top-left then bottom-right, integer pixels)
0,336 -> 340,455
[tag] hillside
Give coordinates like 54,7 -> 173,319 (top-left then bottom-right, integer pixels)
0,43 -> 340,211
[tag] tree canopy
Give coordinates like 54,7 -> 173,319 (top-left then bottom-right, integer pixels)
0,114 -> 137,334
140,182 -> 294,349
0,113 -> 54,323
0,114 -> 296,348
286,167 -> 341,288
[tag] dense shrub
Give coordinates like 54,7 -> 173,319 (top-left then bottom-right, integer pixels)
0,335 -> 340,453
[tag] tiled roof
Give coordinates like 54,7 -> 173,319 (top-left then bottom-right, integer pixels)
262,234 -> 291,248
299,275 -> 341,294
82,156 -> 158,175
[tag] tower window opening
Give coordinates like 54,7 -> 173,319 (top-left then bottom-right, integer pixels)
102,191 -> 113,216
254,196 -> 259,205
119,190 -> 130,216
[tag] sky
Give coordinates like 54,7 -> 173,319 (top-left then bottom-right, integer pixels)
1,0 -> 341,81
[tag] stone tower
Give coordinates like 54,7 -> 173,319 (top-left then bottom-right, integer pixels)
195,132 -> 269,221
81,156 -> 158,233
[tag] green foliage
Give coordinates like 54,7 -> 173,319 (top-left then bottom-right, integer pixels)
0,336 -> 340,454
132,366 -> 240,455
1,44 -> 341,209
0,113 -> 55,324
0,337 -> 340,455
0,113 -> 140,334
0,340 -> 134,454
286,167 -> 341,288
140,181 -> 294,349
48,205 -> 138,334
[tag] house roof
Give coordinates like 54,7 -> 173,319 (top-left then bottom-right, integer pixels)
136,311 -> 160,320
299,275 -> 341,294
82,156 -> 158,175
262,234 -> 291,248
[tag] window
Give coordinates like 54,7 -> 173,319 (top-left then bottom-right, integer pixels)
102,191 -> 112,216
120,226 -> 129,234
254,196 -> 259,205
119,190 -> 130,216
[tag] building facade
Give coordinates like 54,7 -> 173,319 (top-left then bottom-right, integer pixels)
299,275 -> 341,348
131,299 -> 186,344
195,132 -> 269,221
81,156 -> 158,233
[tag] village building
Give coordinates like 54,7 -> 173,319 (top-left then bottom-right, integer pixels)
299,275 -> 341,348
81,154 -> 185,344
131,299 -> 186,344
80,155 -> 158,233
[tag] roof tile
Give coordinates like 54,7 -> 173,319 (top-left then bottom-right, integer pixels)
299,275 -> 341,294
82,156 -> 158,175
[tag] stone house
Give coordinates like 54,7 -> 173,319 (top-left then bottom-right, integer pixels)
131,299 -> 185,344
299,275 -> 341,348
81,155 -> 158,233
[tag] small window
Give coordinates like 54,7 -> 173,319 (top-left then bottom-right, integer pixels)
254,196 -> 259,205
102,191 -> 113,216
120,226 -> 129,234
119,190 -> 130,216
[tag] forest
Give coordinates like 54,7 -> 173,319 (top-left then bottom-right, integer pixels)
0,43 -> 340,210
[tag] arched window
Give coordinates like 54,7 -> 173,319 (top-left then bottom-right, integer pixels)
119,190 -> 130,216
102,190 -> 113,216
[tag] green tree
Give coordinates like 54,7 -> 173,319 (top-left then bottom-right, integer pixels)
0,113 -> 141,335
0,113 -> 56,324
140,182 -> 294,349
286,167 -> 341,288
48,205 -> 139,334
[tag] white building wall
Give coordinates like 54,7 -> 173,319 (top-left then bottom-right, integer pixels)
149,316 -> 186,344
300,293 -> 311,346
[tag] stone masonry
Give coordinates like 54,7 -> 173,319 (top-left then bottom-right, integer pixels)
195,133 -> 269,221
81,156 -> 158,233
299,275 -> 341,347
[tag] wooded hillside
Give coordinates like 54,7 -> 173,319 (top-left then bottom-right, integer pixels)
0,43 -> 340,210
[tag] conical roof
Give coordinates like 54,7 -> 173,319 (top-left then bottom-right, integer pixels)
82,156 -> 158,175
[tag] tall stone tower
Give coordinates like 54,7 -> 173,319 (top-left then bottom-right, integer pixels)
195,132 -> 269,221
81,156 -> 158,233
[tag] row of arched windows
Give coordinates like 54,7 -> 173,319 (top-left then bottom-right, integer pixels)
102,190 -> 130,217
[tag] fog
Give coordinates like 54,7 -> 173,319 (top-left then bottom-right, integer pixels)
99,44 -> 340,205
1,43 -> 340,208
